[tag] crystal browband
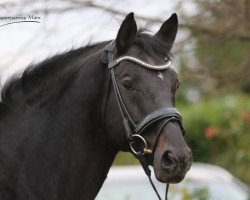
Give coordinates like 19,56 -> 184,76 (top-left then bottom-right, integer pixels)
108,55 -> 172,70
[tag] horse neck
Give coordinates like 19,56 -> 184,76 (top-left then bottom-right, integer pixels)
0,42 -> 118,199
76,135 -> 117,199
79,138 -> 117,199
70,59 -> 118,198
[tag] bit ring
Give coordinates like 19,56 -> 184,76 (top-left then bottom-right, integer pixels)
129,134 -> 152,155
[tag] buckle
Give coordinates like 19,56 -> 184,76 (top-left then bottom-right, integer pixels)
129,134 -> 152,155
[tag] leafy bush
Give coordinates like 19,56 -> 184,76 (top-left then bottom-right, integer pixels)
179,94 -> 250,185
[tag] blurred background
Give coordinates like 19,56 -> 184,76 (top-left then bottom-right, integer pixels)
0,0 -> 249,190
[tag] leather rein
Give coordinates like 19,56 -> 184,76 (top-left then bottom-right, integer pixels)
101,42 -> 185,200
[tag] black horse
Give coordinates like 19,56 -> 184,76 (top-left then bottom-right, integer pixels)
0,13 -> 192,199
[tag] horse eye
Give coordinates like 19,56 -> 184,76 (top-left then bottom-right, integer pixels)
122,80 -> 133,91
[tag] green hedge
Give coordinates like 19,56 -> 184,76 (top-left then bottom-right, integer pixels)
114,95 -> 250,185
179,95 -> 250,185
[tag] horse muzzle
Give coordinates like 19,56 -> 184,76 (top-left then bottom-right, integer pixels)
153,131 -> 192,183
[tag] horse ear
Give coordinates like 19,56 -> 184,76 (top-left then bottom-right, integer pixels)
116,12 -> 137,54
154,13 -> 178,50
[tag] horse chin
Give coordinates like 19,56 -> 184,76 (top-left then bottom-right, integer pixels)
153,159 -> 188,184
154,168 -> 186,183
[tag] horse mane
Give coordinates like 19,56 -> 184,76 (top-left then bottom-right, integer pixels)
0,29 -> 172,112
0,42 -> 105,109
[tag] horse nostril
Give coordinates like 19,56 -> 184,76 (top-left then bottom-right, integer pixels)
161,151 -> 178,171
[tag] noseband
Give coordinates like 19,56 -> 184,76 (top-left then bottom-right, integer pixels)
102,42 -> 185,200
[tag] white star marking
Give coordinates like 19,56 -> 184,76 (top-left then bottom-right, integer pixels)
157,72 -> 164,81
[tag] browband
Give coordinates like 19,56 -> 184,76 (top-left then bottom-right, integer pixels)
103,40 -> 172,71
108,56 -> 172,70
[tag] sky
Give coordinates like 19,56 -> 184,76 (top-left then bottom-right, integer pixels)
0,0 -> 195,83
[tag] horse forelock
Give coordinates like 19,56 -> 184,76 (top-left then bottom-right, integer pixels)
133,29 -> 173,60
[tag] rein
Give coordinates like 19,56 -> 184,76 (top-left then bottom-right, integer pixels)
102,42 -> 185,200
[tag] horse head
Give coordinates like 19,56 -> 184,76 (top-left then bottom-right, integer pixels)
104,13 -> 192,184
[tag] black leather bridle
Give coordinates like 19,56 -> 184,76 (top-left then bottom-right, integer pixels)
102,42 -> 185,200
